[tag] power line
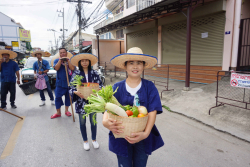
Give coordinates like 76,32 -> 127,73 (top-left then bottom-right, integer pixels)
0,1 -> 62,7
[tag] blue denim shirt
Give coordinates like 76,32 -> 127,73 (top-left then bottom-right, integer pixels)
33,60 -> 50,82
1,60 -> 19,83
53,58 -> 71,88
109,78 -> 164,157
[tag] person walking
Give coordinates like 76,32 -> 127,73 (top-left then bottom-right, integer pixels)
32,51 -> 55,106
102,47 -> 164,167
69,53 -> 103,151
51,48 -> 75,119
0,50 -> 20,109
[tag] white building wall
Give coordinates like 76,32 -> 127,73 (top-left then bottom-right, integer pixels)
0,12 -> 20,51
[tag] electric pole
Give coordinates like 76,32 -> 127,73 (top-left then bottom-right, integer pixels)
58,8 -> 68,47
67,0 -> 92,53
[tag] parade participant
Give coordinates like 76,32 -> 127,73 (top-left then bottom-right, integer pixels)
32,51 -> 55,106
69,53 -> 103,150
51,48 -> 75,119
0,50 -> 20,109
102,47 -> 164,167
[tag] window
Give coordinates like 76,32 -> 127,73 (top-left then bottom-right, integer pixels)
116,29 -> 124,39
127,0 -> 135,8
109,32 -> 111,39
100,35 -> 104,39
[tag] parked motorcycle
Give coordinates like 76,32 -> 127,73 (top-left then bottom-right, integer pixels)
97,66 -> 105,85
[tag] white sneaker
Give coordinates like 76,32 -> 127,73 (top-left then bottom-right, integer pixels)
83,142 -> 90,151
92,141 -> 99,149
51,100 -> 55,105
39,101 -> 45,106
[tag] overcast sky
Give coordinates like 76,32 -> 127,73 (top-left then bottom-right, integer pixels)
0,0 -> 107,51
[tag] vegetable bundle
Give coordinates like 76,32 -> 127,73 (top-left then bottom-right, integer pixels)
83,85 -> 148,125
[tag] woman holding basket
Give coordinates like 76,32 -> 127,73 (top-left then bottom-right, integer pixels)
69,53 -> 103,151
102,47 -> 164,167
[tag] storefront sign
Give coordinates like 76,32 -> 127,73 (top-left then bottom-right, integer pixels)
12,41 -> 19,47
5,46 -> 12,50
20,41 -> 26,51
231,73 -> 250,88
19,29 -> 31,42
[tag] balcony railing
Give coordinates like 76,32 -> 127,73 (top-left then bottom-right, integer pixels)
94,12 -> 123,31
137,0 -> 163,11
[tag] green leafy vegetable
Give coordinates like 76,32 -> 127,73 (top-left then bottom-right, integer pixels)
70,75 -> 84,86
92,85 -> 120,105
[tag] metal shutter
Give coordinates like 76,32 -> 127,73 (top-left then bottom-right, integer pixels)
162,12 -> 225,66
127,28 -> 158,57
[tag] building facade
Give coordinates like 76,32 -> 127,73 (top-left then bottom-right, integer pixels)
93,0 -> 250,83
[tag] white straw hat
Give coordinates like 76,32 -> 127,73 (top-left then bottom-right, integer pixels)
110,47 -> 157,69
70,53 -> 98,67
0,50 -> 17,59
32,51 -> 45,57
51,51 -> 73,66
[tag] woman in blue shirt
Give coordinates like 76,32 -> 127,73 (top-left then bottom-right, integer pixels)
102,47 -> 164,167
69,53 -> 103,151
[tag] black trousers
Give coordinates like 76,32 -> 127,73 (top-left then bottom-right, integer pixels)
1,82 -> 16,107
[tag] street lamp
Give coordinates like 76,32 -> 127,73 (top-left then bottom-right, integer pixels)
47,29 -> 58,51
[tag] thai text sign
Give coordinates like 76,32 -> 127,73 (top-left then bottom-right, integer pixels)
231,73 -> 250,88
19,29 -> 31,42
12,41 -> 19,47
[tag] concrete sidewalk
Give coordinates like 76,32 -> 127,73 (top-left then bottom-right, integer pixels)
105,72 -> 250,143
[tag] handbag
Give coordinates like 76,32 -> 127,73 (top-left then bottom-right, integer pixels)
35,74 -> 47,90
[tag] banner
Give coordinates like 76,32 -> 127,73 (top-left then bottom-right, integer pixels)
19,29 -> 31,42
12,41 -> 19,47
231,73 -> 250,88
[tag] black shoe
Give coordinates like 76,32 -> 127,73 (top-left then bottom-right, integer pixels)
11,105 -> 17,109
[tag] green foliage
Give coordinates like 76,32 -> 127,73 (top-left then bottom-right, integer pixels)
70,75 -> 84,86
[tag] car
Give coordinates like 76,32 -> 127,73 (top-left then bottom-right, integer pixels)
21,57 -> 57,88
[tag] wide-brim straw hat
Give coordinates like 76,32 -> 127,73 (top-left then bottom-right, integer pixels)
0,50 -> 17,59
32,51 -> 45,57
70,53 -> 98,67
110,47 -> 157,69
44,51 -> 51,57
51,51 -> 73,66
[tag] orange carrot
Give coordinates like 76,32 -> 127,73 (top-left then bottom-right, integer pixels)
87,83 -> 90,87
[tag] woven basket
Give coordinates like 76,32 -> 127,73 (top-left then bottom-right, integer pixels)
108,112 -> 148,138
76,83 -> 99,98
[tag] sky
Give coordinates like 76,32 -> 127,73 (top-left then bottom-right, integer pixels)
0,0 -> 107,51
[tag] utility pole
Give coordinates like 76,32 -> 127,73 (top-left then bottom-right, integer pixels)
67,0 -> 92,53
58,8 -> 68,47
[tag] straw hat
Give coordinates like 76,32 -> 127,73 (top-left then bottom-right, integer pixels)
110,47 -> 157,69
51,51 -> 73,66
44,51 -> 51,57
70,53 -> 98,67
0,50 -> 17,59
32,51 -> 45,57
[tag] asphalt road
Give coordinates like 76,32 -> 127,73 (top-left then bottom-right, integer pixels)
1,85 -> 250,167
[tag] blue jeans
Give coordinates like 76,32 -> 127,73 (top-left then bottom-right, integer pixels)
79,113 -> 97,141
1,82 -> 16,107
39,81 -> 54,101
116,141 -> 148,167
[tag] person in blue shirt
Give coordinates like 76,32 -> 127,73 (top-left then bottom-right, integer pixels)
0,50 -> 20,109
51,48 -> 75,119
69,53 -> 103,151
102,47 -> 164,167
32,51 -> 54,106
